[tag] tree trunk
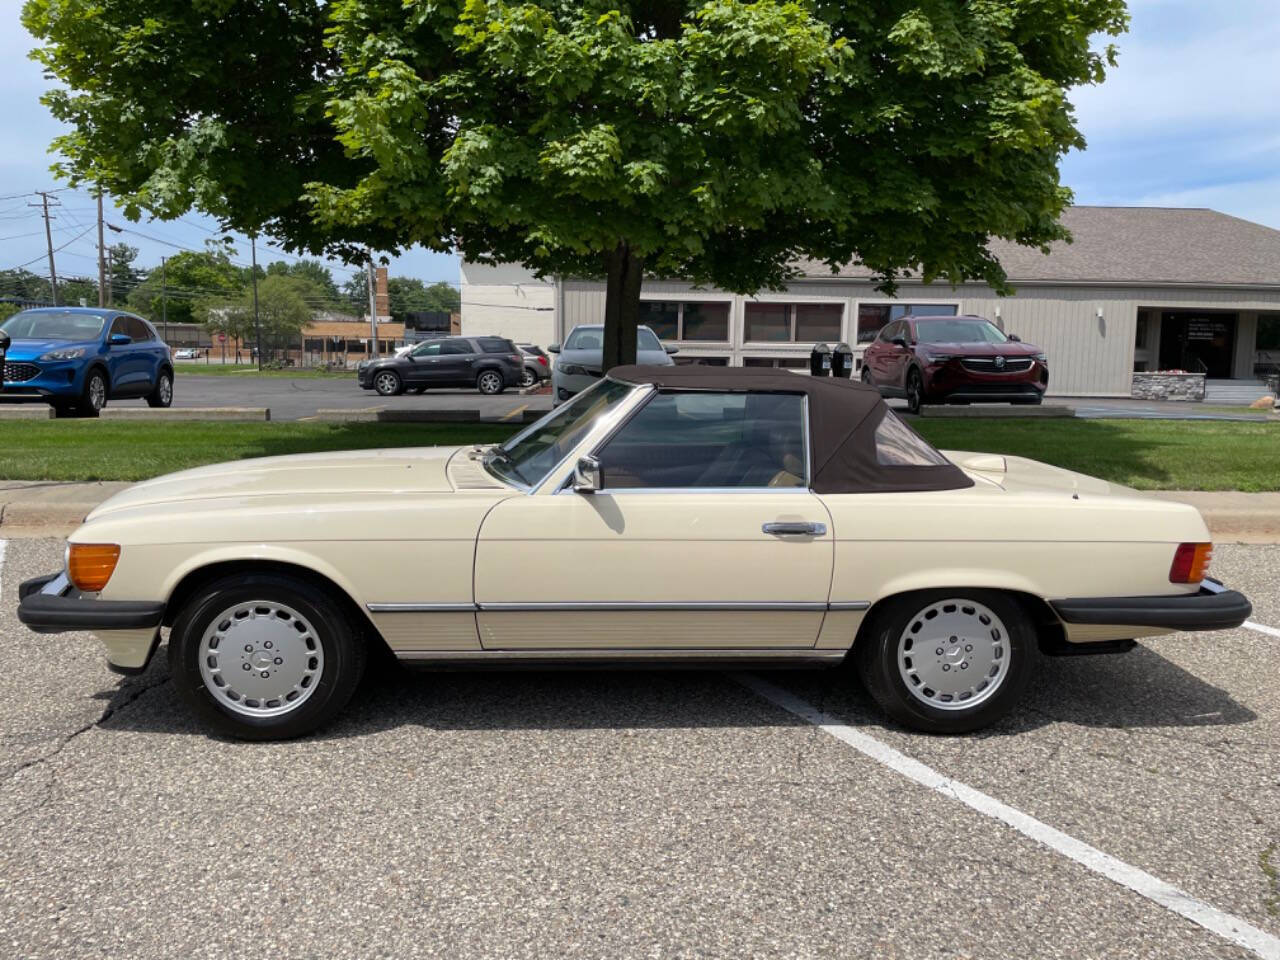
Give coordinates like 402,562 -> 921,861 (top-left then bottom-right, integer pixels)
601,241 -> 644,373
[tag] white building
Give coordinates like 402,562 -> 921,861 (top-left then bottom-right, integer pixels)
461,206 -> 1280,397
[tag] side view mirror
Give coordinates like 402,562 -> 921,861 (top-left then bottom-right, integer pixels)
572,455 -> 601,494
891,336 -> 908,349
109,333 -> 132,346
547,343 -> 561,354
1007,333 -> 1021,342
664,344 -> 679,355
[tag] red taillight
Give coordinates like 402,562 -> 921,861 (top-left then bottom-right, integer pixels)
511,355 -> 522,364
1169,542 -> 1212,583
537,356 -> 548,366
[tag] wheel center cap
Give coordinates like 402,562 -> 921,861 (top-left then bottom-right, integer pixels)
251,651 -> 275,669
943,644 -> 966,662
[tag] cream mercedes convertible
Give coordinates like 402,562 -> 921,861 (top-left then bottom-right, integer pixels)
18,367 -> 1251,739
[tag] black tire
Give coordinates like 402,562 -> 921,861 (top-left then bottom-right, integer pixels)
147,367 -> 174,408
168,572 -> 367,741
410,385 -> 427,394
77,367 -> 108,418
476,369 -> 505,395
520,367 -> 537,388
373,370 -> 402,396
860,365 -> 873,386
854,589 -> 1037,734
905,368 -> 924,415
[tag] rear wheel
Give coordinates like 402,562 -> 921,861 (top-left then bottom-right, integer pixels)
373,370 -> 402,396
147,368 -> 173,408
854,590 -> 1036,734
905,368 -> 924,415
520,367 -> 537,388
168,572 -> 367,740
860,366 -> 873,386
476,369 -> 505,395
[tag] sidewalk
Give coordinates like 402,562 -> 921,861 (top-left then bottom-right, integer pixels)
2,480 -> 1279,542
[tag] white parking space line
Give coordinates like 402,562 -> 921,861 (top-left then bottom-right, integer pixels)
1244,620 -> 1280,639
736,673 -> 1280,960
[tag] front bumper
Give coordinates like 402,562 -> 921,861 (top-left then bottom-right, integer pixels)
2,358 -> 86,399
18,572 -> 165,675
1050,578 -> 1251,633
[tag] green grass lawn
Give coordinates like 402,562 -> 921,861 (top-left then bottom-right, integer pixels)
173,363 -> 352,379
914,419 -> 1279,492
0,418 -> 1274,490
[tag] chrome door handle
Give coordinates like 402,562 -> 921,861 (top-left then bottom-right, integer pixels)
762,522 -> 827,536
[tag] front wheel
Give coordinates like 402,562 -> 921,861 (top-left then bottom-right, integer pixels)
476,369 -> 505,395
147,369 -> 173,408
905,368 -> 924,415
860,365 -> 874,386
854,590 -> 1036,734
76,368 -> 108,418
168,572 -> 367,740
373,370 -> 402,396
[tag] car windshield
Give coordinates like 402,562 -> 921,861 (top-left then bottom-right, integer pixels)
485,379 -> 635,487
914,318 -> 1008,344
564,327 -> 663,351
1,310 -> 106,342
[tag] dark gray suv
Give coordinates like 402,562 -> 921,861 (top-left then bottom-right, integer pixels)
357,336 -> 524,396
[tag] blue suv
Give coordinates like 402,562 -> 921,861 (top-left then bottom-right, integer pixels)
0,307 -> 174,417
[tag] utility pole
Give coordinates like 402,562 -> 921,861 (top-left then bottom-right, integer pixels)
161,256 -> 168,345
96,190 -> 106,307
366,253 -> 379,360
105,248 -> 114,306
32,191 -> 60,306
251,234 -> 263,370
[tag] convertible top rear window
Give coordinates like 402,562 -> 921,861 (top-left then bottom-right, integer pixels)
874,411 -> 949,467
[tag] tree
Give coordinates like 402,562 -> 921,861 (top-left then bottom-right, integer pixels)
105,242 -> 141,305
26,0 -> 1128,370
0,302 -> 22,324
266,258 -> 341,304
128,244 -> 245,325
342,272 -> 460,319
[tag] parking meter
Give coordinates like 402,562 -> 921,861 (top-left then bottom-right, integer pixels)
831,342 -> 854,378
808,342 -> 831,377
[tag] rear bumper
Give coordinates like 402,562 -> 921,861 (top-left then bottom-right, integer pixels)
1050,579 -> 1251,632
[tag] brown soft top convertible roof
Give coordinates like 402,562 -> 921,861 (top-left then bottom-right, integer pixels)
607,365 -> 973,494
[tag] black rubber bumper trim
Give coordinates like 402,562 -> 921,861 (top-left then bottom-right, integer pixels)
18,590 -> 166,635
1050,586 -> 1252,632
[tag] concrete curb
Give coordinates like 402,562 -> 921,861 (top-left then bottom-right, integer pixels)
313,407 -> 541,424
99,407 -> 270,421
920,404 -> 1075,418
0,406 -> 55,420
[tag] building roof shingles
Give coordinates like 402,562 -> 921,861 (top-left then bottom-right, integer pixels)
798,206 -> 1280,288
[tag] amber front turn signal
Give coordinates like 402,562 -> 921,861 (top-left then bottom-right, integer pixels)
1169,542 -> 1212,584
67,543 -> 121,593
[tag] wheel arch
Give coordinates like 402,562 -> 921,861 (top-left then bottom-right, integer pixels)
850,585 -> 1066,658
161,555 -> 388,653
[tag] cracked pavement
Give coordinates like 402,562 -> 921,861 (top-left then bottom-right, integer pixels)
1,537 -> 1278,958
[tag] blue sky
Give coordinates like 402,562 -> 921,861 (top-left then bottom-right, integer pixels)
2,0 -> 1278,289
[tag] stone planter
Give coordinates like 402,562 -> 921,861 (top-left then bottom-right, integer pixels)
1130,372 -> 1206,401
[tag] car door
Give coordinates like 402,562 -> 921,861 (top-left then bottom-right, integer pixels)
474,390 -> 834,650
126,317 -> 163,390
435,338 -> 477,386
104,315 -> 142,394
403,340 -> 443,383
886,319 -> 913,388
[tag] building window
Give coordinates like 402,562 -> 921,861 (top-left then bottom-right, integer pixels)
857,303 -> 958,343
742,357 -> 809,369
637,301 -> 730,342
744,302 -> 844,343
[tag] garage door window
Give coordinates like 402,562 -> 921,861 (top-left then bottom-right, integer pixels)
597,392 -> 807,489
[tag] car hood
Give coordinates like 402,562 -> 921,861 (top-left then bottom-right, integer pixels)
87,446 -> 470,519
921,341 -> 1041,355
560,348 -> 673,370
2,338 -> 98,361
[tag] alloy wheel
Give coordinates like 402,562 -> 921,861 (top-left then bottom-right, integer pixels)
895,598 -> 1010,710
478,371 -> 503,394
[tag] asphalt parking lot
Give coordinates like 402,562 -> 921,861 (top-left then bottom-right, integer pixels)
2,538 -> 1278,959
159,373 -> 553,421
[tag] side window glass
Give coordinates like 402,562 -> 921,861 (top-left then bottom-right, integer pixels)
597,392 -> 806,489
874,411 -> 949,466
109,316 -> 131,338
126,317 -> 152,341
441,339 -> 472,355
412,341 -> 442,357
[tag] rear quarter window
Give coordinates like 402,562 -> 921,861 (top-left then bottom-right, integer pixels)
874,411 -> 949,466
478,338 -> 516,353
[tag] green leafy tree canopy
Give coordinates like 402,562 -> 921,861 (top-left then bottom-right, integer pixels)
26,0 -> 1128,368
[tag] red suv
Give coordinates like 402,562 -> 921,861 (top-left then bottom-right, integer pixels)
861,314 -> 1048,413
